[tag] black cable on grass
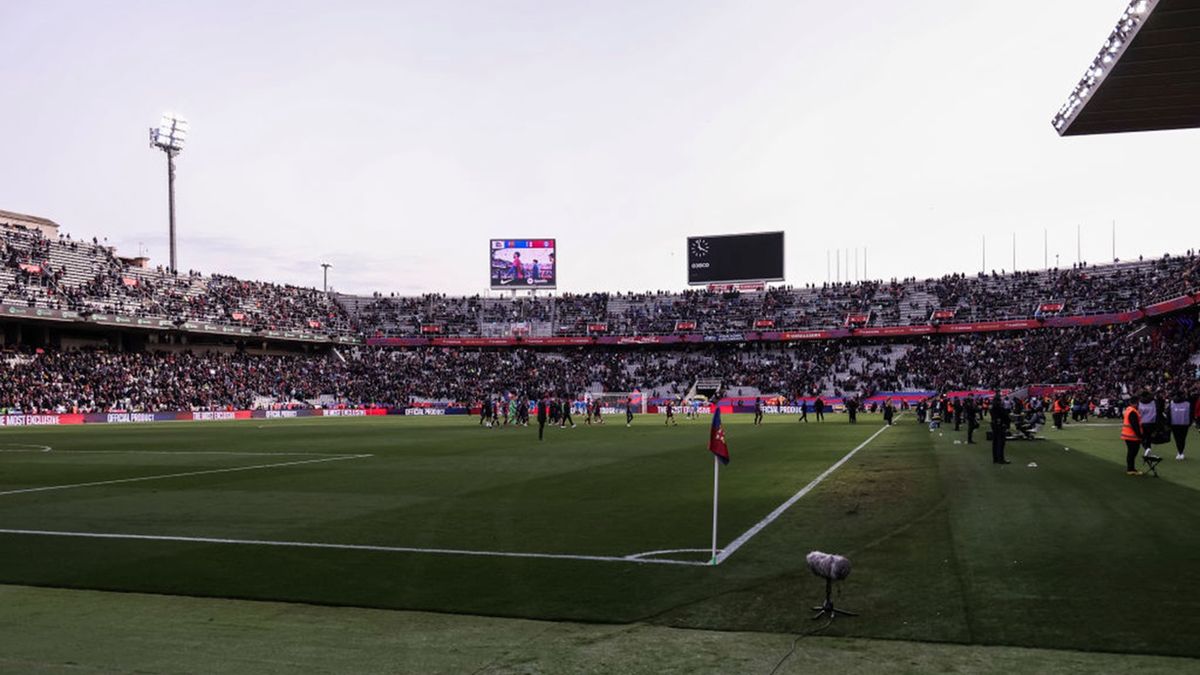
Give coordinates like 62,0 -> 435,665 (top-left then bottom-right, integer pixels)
766,617 -> 833,675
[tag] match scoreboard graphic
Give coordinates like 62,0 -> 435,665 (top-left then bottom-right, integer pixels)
490,239 -> 556,289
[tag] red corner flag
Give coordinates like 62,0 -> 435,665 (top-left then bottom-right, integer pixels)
709,408 -> 730,465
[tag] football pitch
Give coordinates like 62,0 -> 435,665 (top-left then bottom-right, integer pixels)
1,414 -> 1199,672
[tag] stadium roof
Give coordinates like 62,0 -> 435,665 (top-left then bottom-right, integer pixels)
1052,0 -> 1200,136
0,208 -> 60,236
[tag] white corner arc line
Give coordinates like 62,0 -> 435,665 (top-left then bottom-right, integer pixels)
625,548 -> 717,561
0,528 -> 712,567
714,422 -> 894,565
0,454 -> 373,497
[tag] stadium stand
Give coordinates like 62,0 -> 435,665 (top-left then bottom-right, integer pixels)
2,223 -> 356,336
3,323 -> 1198,413
346,254 -> 1200,338
3,221 -> 1200,414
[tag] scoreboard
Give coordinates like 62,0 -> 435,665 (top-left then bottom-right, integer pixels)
687,232 -> 784,285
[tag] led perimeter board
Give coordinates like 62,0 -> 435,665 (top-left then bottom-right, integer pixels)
687,232 -> 784,285
490,239 -> 556,289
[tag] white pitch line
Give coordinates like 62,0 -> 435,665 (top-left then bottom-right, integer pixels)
0,528 -> 712,567
0,444 -> 52,453
625,547 -> 716,561
0,454 -> 373,497
714,422 -> 894,565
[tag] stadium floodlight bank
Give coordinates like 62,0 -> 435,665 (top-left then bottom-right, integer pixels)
149,112 -> 189,274
1052,0 -> 1152,134
1048,0 -> 1200,136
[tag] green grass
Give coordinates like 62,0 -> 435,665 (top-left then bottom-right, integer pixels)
1,413 -> 1199,670
2,583 -> 1196,674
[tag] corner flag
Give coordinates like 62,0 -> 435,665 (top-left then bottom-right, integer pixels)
709,408 -> 730,465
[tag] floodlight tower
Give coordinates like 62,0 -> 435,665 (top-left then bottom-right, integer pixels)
321,263 -> 332,293
149,113 -> 189,274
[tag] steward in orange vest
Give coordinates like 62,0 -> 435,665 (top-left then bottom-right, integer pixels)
1122,403 -> 1143,475
1052,397 -> 1067,431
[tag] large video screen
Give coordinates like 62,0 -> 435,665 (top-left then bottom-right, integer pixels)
687,231 -> 784,285
490,239 -> 557,289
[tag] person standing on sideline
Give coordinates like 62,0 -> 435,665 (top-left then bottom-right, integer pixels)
536,396 -> 548,441
846,397 -> 858,424
1137,391 -> 1161,459
798,395 -> 808,423
990,393 -> 1011,464
753,397 -> 764,426
1169,391 -> 1192,460
965,397 -> 979,444
665,399 -> 677,426
561,395 -> 576,429
814,396 -> 825,422
1122,398 -> 1145,475
625,397 -> 634,427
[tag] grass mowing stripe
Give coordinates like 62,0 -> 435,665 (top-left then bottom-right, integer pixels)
2,449 -> 366,456
44,450 -> 366,456
0,454 -> 373,497
0,528 -> 712,566
715,421 -> 894,564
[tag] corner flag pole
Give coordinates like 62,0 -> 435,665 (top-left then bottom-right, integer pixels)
711,454 -> 719,564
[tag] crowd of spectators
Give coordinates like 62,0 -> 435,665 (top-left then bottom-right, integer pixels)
3,322 -> 1197,414
891,321 -> 1200,401
6,223 -> 1200,342
352,252 -> 1200,338
1,224 -> 354,335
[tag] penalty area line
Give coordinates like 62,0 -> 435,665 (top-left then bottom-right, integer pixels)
714,421 -> 895,565
0,454 -> 373,497
0,528 -> 712,567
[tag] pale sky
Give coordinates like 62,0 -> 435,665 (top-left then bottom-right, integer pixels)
1,1 -> 1195,296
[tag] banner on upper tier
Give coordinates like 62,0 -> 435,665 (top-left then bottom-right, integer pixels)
1145,294 -> 1197,316
854,325 -> 936,337
938,319 -> 1042,333
0,304 -> 360,344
